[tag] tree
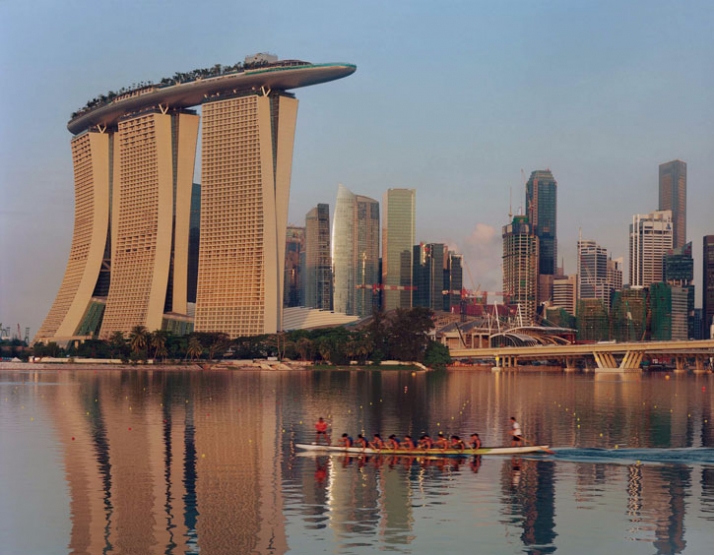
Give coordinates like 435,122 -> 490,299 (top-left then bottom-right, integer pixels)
128,326 -> 150,359
424,341 -> 452,368
185,335 -> 203,361
150,330 -> 169,361
387,307 -> 434,362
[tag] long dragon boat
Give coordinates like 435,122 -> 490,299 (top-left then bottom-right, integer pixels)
296,443 -> 552,456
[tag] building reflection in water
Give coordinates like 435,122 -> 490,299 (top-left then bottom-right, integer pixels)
49,371 -> 288,555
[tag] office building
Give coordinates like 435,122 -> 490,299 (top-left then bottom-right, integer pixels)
502,215 -> 539,325
578,239 -> 613,310
650,282 -> 689,341
284,226 -> 305,308
552,275 -> 577,316
629,210 -> 673,288
304,204 -> 333,311
443,251 -> 463,312
332,184 -> 380,317
526,170 -> 558,276
659,160 -> 687,249
382,189 -> 416,311
664,242 -> 695,338
704,236 -> 714,339
36,56 -> 355,343
607,257 -> 623,293
413,243 -> 446,311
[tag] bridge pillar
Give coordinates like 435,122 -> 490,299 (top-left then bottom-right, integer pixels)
594,350 -> 642,373
674,356 -> 687,373
563,357 -> 577,372
693,355 -> 707,374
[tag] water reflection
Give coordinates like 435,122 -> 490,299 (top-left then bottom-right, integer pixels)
2,369 -> 713,554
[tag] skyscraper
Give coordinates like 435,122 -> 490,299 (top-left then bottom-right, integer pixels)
284,226 -> 305,308
502,215 -> 539,325
659,160 -> 687,249
382,189 -> 416,311
36,56 -> 355,343
577,239 -> 613,310
443,251 -> 463,312
664,242 -> 695,338
526,170 -> 558,276
332,184 -> 380,317
304,204 -> 333,311
629,210 -> 673,288
412,243 -> 446,311
703,235 -> 714,339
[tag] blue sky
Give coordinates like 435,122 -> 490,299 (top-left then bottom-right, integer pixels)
1,0 -> 713,337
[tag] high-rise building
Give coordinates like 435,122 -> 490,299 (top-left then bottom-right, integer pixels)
526,170 -> 558,276
659,160 -> 687,249
332,184 -> 380,317
284,226 -> 305,308
443,251 -> 463,312
187,183 -> 201,304
304,204 -> 333,311
502,215 -> 539,325
413,243 -> 446,311
664,242 -> 695,338
577,239 -> 612,310
36,57 -> 355,343
382,189 -> 416,311
703,236 -> 714,339
607,257 -> 623,293
629,210 -> 673,288
552,275 -> 577,316
650,282 -> 689,341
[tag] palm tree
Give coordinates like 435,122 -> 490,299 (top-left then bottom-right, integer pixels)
185,335 -> 203,361
109,331 -> 127,359
150,330 -> 169,361
128,325 -> 149,358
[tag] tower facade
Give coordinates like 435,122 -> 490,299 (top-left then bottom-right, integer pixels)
629,210 -> 673,288
664,242 -> 695,338
502,215 -> 539,325
36,57 -> 355,343
577,239 -> 612,310
526,170 -> 557,276
304,204 -> 333,311
659,160 -> 687,249
382,189 -> 416,311
412,243 -> 446,311
332,184 -> 379,317
703,236 -> 714,339
283,226 -> 305,308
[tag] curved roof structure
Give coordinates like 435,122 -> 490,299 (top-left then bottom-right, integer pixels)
68,62 -> 356,135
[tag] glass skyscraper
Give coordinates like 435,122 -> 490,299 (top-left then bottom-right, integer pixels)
332,184 -> 380,317
526,170 -> 558,276
304,204 -> 333,311
382,189 -> 416,311
659,160 -> 687,249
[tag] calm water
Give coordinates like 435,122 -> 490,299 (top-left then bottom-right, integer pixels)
1,368 -> 714,554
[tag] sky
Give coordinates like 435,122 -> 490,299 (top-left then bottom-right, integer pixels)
1,0 -> 713,339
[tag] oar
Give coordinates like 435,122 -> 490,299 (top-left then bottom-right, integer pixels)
522,437 -> 555,455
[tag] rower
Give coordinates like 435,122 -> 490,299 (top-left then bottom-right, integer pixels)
434,432 -> 449,450
338,433 -> 353,448
356,433 -> 368,449
386,434 -> 401,450
401,435 -> 416,450
450,435 -> 466,452
369,433 -> 385,450
469,433 -> 482,450
418,434 -> 434,449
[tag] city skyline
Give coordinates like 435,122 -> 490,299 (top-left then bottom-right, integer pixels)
2,1 -> 713,336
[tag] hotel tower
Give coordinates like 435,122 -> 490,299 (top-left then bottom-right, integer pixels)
36,55 -> 355,343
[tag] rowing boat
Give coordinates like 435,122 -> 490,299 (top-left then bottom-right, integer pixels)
295,443 -> 551,456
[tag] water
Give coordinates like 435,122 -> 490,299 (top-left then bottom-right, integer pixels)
1,368 -> 713,554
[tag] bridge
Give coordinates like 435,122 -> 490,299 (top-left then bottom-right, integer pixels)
450,339 -> 714,373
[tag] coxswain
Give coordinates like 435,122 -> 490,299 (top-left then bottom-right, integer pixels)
470,433 -> 482,450
386,434 -> 401,450
450,435 -> 466,452
434,432 -> 449,450
401,435 -> 416,450
338,433 -> 354,448
510,417 -> 523,446
314,416 -> 330,445
369,433 -> 385,450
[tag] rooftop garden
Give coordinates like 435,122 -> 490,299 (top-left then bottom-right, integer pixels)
70,58 -> 310,120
